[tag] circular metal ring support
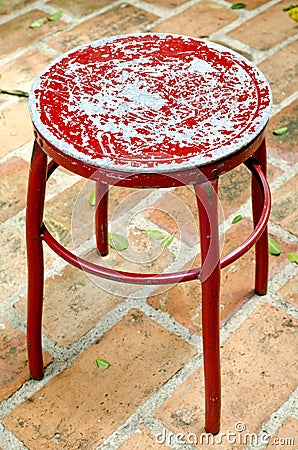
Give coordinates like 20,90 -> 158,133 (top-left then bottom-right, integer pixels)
42,158 -> 270,285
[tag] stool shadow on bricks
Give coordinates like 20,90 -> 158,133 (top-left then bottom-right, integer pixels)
26,33 -> 272,434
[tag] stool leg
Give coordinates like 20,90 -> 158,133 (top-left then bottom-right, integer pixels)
26,140 -> 47,379
95,181 -> 109,256
252,139 -> 269,295
195,179 -> 221,435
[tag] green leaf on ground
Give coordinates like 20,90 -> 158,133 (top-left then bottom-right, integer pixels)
0,88 -> 29,97
282,4 -> 298,11
94,358 -> 110,369
268,236 -> 281,255
288,253 -> 298,264
30,17 -> 47,28
160,233 -> 175,247
139,229 -> 166,240
232,214 -> 242,224
273,126 -> 288,135
49,10 -> 63,21
231,3 -> 246,9
108,232 -> 129,251
88,191 -> 96,206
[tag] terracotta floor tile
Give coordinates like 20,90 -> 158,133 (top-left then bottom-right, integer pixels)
143,186 -> 200,247
84,226 -> 175,290
0,157 -> 28,223
0,0 -> 35,15
0,10 -> 66,59
258,40 -> 298,104
119,425 -> 168,449
48,4 -> 158,53
0,318 -> 52,402
15,264 -> 125,347
152,1 -> 237,36
145,0 -> 188,8
212,40 -> 253,61
155,302 -> 298,448
271,175 -> 298,236
0,317 -> 30,402
0,224 -> 54,303
0,226 -> 27,302
148,220 -> 297,334
48,0 -> 111,17
45,179 -> 85,246
269,417 -> 298,449
267,99 -> 298,164
143,163 -> 280,249
219,163 -> 280,219
16,218 -> 176,345
0,99 -> 33,158
3,309 -> 196,448
228,0 -> 297,51
278,274 -> 298,309
57,181 -> 152,248
0,50 -> 53,100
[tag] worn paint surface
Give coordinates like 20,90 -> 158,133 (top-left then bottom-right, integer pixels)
30,34 -> 271,173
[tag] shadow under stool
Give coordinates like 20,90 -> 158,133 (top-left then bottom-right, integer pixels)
26,33 -> 272,434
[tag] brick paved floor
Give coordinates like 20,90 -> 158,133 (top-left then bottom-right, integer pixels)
0,1 -> 297,449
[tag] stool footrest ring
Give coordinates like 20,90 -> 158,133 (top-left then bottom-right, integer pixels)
42,158 -> 270,285
221,158 -> 271,268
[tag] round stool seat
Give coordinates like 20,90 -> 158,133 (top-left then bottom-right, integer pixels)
29,33 -> 271,182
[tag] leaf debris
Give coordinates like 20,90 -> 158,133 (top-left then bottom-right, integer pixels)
288,253 -> 298,264
30,11 -> 63,28
231,3 -> 246,9
273,126 -> 288,135
108,232 -> 129,251
232,214 -> 242,224
268,236 -> 281,256
94,358 -> 110,369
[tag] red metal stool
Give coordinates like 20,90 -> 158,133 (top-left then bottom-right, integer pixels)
26,34 -> 271,434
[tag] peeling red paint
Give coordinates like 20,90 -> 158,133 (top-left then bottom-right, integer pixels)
30,34 -> 271,172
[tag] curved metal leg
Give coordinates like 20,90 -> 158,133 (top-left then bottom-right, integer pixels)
26,140 -> 47,379
252,139 -> 269,295
195,179 -> 221,434
95,180 -> 109,256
